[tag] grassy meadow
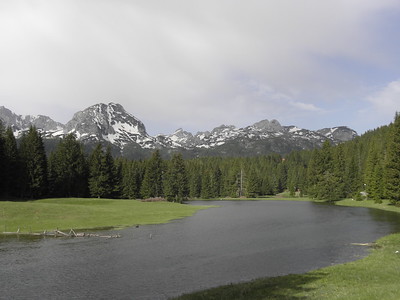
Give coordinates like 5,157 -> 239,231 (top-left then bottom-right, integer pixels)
0,198 -> 213,233
174,198 -> 400,300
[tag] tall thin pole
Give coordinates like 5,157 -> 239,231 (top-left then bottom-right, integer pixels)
240,169 -> 243,197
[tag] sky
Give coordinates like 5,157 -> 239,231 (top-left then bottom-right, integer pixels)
1,0 -> 400,136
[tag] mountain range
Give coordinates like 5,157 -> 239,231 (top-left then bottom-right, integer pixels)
0,102 -> 358,158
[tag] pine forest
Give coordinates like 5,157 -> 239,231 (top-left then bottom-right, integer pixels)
1,113 -> 400,205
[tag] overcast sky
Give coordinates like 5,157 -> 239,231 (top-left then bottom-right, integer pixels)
1,0 -> 400,135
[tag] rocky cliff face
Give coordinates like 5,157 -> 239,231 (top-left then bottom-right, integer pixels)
0,102 -> 358,156
0,106 -> 64,138
65,103 -> 153,148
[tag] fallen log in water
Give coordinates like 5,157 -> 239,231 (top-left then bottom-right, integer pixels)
2,229 -> 121,238
351,242 -> 374,246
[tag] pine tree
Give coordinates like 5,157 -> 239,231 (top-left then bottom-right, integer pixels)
332,144 -> 346,199
385,112 -> 400,204
223,162 -> 241,197
200,171 -> 212,199
140,150 -> 164,198
19,126 -> 48,199
364,142 -> 384,201
88,144 -> 115,198
189,172 -> 202,198
344,144 -> 362,198
120,160 -> 143,199
306,141 -> 342,201
246,169 -> 260,198
0,121 -> 5,198
3,127 -> 21,198
164,153 -> 189,203
104,146 -> 120,198
210,166 -> 222,198
48,134 -> 88,197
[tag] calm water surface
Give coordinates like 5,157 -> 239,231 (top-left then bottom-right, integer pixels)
1,200 -> 400,300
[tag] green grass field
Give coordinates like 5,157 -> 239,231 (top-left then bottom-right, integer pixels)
174,198 -> 400,300
0,198 -> 213,233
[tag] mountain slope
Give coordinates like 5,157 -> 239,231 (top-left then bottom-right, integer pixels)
0,103 -> 358,157
65,103 -> 154,148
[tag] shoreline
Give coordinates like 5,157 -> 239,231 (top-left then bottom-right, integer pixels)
174,198 -> 400,300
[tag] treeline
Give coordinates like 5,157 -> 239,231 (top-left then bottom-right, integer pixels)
1,113 -> 400,204
296,112 -> 400,204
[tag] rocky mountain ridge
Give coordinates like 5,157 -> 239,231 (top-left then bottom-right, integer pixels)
0,103 -> 358,157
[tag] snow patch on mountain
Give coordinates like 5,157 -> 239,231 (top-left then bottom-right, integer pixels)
0,103 -> 358,155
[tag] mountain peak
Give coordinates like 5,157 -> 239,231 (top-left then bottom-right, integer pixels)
252,119 -> 283,132
0,102 -> 359,156
316,126 -> 357,143
65,103 -> 151,147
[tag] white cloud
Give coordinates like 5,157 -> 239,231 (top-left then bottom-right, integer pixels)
0,0 -> 400,134
289,101 -> 323,112
367,80 -> 400,117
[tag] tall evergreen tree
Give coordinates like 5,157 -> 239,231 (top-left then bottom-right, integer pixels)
19,126 -> 48,199
307,141 -> 342,201
3,127 -> 20,198
140,150 -> 164,198
120,159 -> 143,199
364,142 -> 384,201
88,144 -> 115,198
48,134 -> 88,197
189,172 -> 202,198
210,166 -> 222,198
385,112 -> 400,204
246,169 -> 260,198
104,146 -> 120,198
164,153 -> 189,203
200,170 -> 212,199
344,144 -> 362,198
0,121 -> 5,198
332,144 -> 346,199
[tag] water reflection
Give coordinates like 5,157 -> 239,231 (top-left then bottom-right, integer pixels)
367,207 -> 400,232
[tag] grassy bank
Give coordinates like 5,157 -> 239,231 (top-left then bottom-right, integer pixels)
174,199 -> 400,300
0,198 -> 212,233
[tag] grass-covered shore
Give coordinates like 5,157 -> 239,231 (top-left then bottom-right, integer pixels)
174,198 -> 400,300
0,198 -> 212,233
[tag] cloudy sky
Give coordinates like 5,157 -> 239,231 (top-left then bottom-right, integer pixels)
1,0 -> 400,135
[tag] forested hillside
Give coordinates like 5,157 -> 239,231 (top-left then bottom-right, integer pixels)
1,114 -> 399,204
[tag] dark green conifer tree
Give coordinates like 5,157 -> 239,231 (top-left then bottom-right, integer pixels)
48,134 -> 88,197
3,127 -> 21,198
307,141 -> 342,201
200,171 -> 212,199
120,160 -> 143,199
0,121 -> 5,198
140,150 -> 164,198
19,126 -> 48,199
246,169 -> 260,198
332,144 -> 346,199
210,166 -> 222,198
189,172 -> 202,198
104,146 -> 120,198
364,142 -> 384,201
88,144 -> 115,198
344,144 -> 362,198
164,153 -> 188,203
385,112 -> 400,204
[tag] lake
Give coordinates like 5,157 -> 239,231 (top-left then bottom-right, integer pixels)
1,200 -> 400,299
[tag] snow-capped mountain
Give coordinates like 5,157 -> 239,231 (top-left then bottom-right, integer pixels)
0,106 -> 64,138
162,121 -> 357,154
65,103 -> 154,149
0,103 -> 358,157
